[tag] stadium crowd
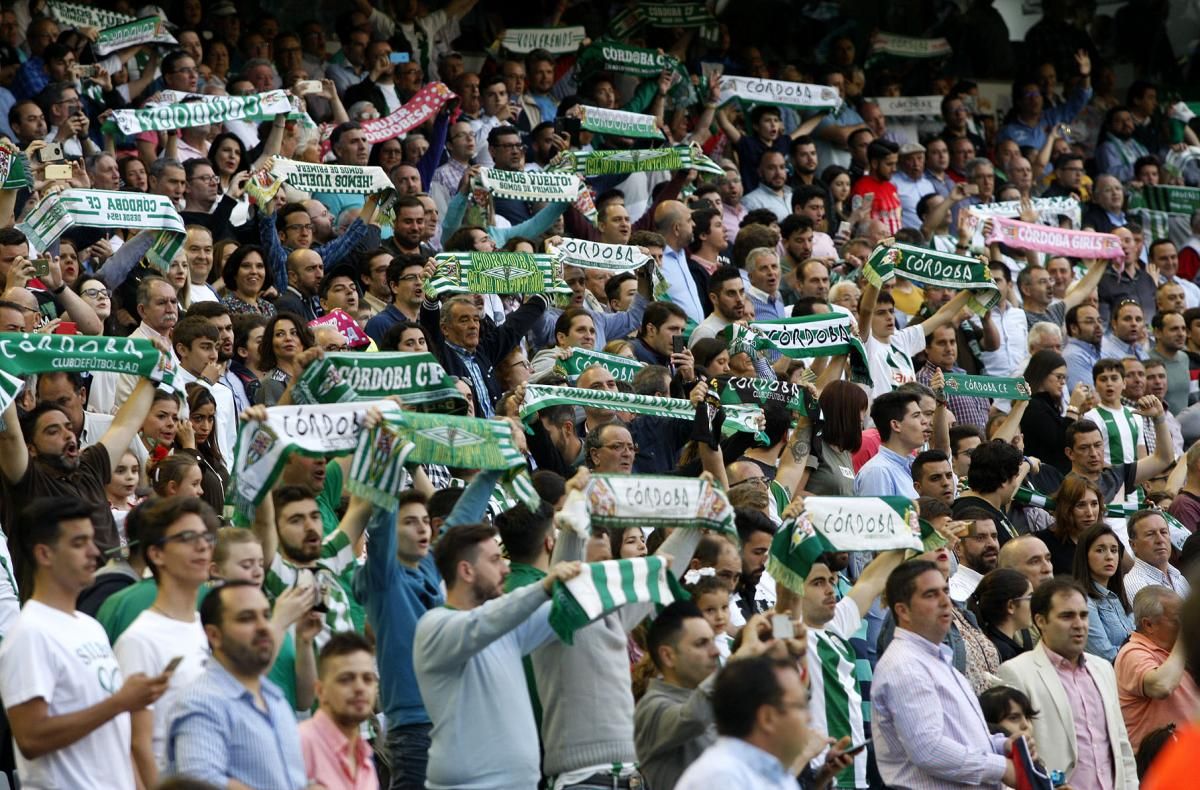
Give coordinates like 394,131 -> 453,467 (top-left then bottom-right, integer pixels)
3,0 -> 1200,789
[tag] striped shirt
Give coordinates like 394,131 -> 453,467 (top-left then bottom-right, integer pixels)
807,597 -> 868,788
166,660 -> 307,790
265,531 -> 358,645
1084,404 -> 1144,466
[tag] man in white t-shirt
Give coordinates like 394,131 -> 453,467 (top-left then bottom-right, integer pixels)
0,496 -> 169,790
863,286 -> 972,399
114,496 -> 219,787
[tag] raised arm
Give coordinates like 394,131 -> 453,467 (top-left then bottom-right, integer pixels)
99,377 -> 157,469
787,112 -> 826,141
990,399 -> 1028,444
1062,258 -> 1108,312
917,289 -> 972,337
0,401 -> 28,483
1133,396 -> 1174,483
846,549 -> 906,617
715,105 -> 743,145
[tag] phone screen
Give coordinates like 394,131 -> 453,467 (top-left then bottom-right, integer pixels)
672,334 -> 686,355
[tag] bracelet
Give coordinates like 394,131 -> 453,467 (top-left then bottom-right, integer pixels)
50,284 -> 65,295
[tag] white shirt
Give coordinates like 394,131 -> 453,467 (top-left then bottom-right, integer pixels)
689,311 -> 731,347
1125,556 -> 1191,602
80,410 -> 114,449
866,323 -> 926,399
676,737 -> 796,790
979,303 -> 1028,377
175,366 -> 238,470
1167,274 -> 1200,308
0,526 -> 19,638
893,170 -> 936,230
0,601 -> 134,790
740,184 -> 793,222
113,609 -> 209,770
112,323 -> 180,415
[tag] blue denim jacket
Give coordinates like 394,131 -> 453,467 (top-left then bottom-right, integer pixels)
1086,581 -> 1134,661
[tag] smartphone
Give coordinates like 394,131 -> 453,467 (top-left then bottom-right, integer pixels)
33,142 -> 64,164
31,258 -> 50,278
294,79 -> 322,95
45,163 -> 73,180
672,334 -> 686,355
52,321 -> 77,335
845,738 -> 871,757
311,574 -> 329,613
771,614 -> 794,640
389,52 -> 410,64
554,116 -> 582,136
163,655 -> 185,673
72,64 -> 101,78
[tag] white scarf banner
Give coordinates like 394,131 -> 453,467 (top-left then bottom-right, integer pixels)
269,159 -> 392,194
719,75 -> 842,112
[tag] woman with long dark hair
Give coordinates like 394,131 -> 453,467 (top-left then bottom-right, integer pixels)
181,383 -> 229,513
798,380 -> 868,496
1020,349 -> 1091,473
968,568 -> 1034,662
1039,476 -> 1104,576
255,312 -> 314,406
1073,522 -> 1134,661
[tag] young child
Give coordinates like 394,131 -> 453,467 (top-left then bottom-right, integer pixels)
106,451 -> 143,543
1084,358 -> 1146,466
684,570 -> 734,663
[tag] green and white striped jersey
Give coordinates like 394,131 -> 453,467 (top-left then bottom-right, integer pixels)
1084,404 -> 1144,466
264,530 -> 358,646
806,597 -> 868,789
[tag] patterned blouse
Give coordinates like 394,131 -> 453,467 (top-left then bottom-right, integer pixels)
952,606 -> 1002,694
222,294 -> 276,317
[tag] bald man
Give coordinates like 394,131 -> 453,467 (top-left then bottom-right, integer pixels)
654,201 -> 707,323
999,534 -> 1054,589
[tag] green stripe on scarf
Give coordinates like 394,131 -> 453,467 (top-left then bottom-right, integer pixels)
1013,484 -> 1146,518
519,383 -> 767,443
227,401 -> 398,525
47,0 -> 134,29
95,15 -> 176,55
289,352 -> 466,411
428,252 -> 570,295
941,372 -> 1031,400
556,347 -> 646,383
18,189 -> 185,272
1139,184 -> 1200,215
864,242 -> 1000,315
549,144 -> 723,177
577,106 -> 664,140
110,91 -> 293,134
555,473 -> 737,537
551,238 -> 652,273
0,332 -> 178,413
548,556 -> 688,644
715,375 -> 810,414
347,410 -> 537,510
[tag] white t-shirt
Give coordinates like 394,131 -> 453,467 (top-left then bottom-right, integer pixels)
865,324 -> 926,399
0,601 -> 134,790
0,526 -> 19,637
113,609 -> 209,770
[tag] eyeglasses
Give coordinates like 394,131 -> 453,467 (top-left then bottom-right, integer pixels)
395,274 -> 420,282
492,142 -> 523,150
730,476 -> 768,488
81,287 -> 110,299
507,359 -> 532,370
190,174 -> 219,183
157,530 -> 216,548
602,442 -> 638,453
323,344 -> 349,352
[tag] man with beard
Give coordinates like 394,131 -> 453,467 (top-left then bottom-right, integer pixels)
0,498 -> 169,790
948,508 -> 1001,602
414,523 -> 581,789
33,371 -> 112,449
912,450 -> 955,505
253,485 -> 371,643
689,267 -> 747,346
788,135 -> 819,190
1150,311 -> 1190,413
1097,107 -> 1149,183
740,151 -> 792,222
166,580 -> 307,788
384,196 -> 433,259
0,370 -> 160,561
732,509 -> 778,622
299,632 -> 380,790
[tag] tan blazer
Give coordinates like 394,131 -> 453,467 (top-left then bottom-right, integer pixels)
996,646 -> 1138,788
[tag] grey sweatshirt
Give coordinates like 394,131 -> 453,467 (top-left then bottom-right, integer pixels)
634,675 -> 718,790
414,581 -> 554,789
533,527 -> 702,777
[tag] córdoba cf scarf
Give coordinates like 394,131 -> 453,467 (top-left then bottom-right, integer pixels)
0,332 -> 178,414
550,237 -> 652,273
227,401 -> 400,525
427,252 -> 571,295
724,313 -> 872,384
289,352 -> 465,412
863,242 -> 1001,315
347,411 -> 537,509
768,496 -> 922,592
549,144 -> 723,177
109,90 -> 293,134
719,75 -> 842,112
941,372 -> 1032,400
556,473 -> 736,538
556,347 -> 646,383
548,556 -> 687,644
576,105 -> 663,140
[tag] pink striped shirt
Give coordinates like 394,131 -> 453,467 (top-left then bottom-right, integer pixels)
298,709 -> 378,790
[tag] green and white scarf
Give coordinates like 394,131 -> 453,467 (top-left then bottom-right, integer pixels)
1013,484 -> 1151,520
577,105 -> 663,140
1137,185 -> 1200,215
227,401 -> 399,524
576,38 -> 684,79
549,144 -> 722,177
270,159 -> 391,195
427,252 -> 570,295
1131,208 -> 1173,243
289,352 -> 465,410
767,497 -> 922,592
864,242 -> 1000,315
18,189 -> 185,272
500,26 -> 587,54
969,196 -> 1082,228
47,0 -> 133,29
718,75 -> 843,112
610,2 -> 717,36
556,347 -> 646,383
0,143 -> 30,190
0,332 -> 178,413
475,167 -> 582,202
348,411 -> 536,509
95,15 -> 176,55
941,372 -> 1032,400
725,314 -> 871,384
109,90 -> 294,135
716,375 -> 811,414
519,384 -> 767,443
548,556 -> 686,644
868,33 -> 952,60
551,237 -> 651,273
557,474 -> 735,536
